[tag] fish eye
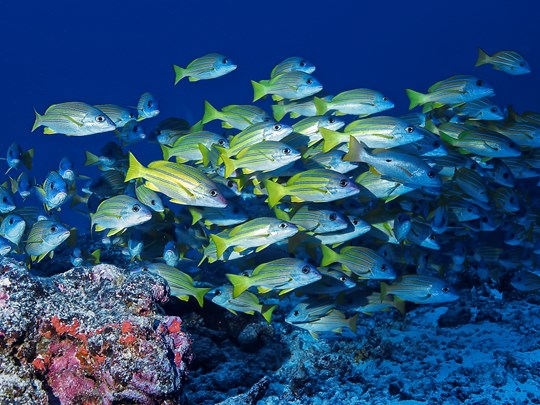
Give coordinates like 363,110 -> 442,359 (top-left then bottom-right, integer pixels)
129,113 -> 135,118
147,100 -> 153,108
352,219 -> 359,225
278,222 -> 288,229
328,117 -> 335,124
466,208 -> 472,212
442,287 -> 450,293
132,204 -> 141,212
227,180 -> 235,188
381,264 -> 388,271
214,289 -> 222,296
503,172 -> 510,179
339,179 -> 348,187
519,62 -> 525,67
433,141 -> 440,147
476,80 -> 484,86
428,234 -> 436,240
490,107 -> 498,113
301,266 -> 311,274
133,125 -> 139,132
427,171 -> 436,178
222,58 -> 229,64
405,126 -> 414,133
283,148 -> 291,154
50,225 -> 57,232
329,213 -> 337,221
509,197 -> 515,203
339,276 -> 347,282
96,115 -> 106,123
1,197 -> 6,203
482,217 -> 488,223
293,310 -> 299,316
382,96 -> 388,101
299,61 -> 306,67
218,139 -> 225,145
8,218 -> 13,225
273,124 -> 282,131
150,199 -> 156,205
210,189 -> 219,197
306,78 -> 313,85
50,183 -> 54,190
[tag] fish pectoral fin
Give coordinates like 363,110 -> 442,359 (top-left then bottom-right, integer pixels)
278,288 -> 294,295
398,165 -> 414,178
255,244 -> 269,252
62,114 -> 84,127
233,246 -> 247,253
257,286 -> 272,294
43,127 -> 57,134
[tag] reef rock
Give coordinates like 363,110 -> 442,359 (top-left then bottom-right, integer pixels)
0,258 -> 192,404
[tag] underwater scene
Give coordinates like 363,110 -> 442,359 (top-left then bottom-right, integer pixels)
2,1 -> 540,404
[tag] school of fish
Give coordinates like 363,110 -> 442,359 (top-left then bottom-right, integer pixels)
6,48 -> 538,338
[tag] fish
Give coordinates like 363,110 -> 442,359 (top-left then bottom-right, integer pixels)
162,241 -> 179,267
209,217 -> 298,259
116,121 -> 146,146
511,270 -> 540,291
270,57 -> 316,78
173,53 -> 237,84
94,104 -> 137,127
136,92 -> 160,120
57,157 -> 77,185
0,214 -> 26,247
475,48 -> 530,75
285,303 -> 357,339
141,263 -> 211,307
160,131 -> 229,163
300,266 -> 357,295
439,129 -> 521,158
226,258 -> 322,297
218,141 -> 301,178
3,142 -> 33,174
0,184 -> 16,214
452,98 -> 504,121
406,75 -> 495,111
226,122 -> 293,157
84,141 -> 126,169
25,220 -> 71,262
344,137 -> 442,189
126,230 -> 144,261
189,205 -> 249,227
202,101 -> 273,130
272,95 -> 333,121
125,153 -> 228,208
320,116 -> 424,151
0,236 -> 12,257
264,169 -> 361,208
90,195 -> 153,236
313,89 -> 394,116
320,244 -> 397,280
10,172 -> 33,200
32,102 -> 116,136
381,275 -> 459,304
251,71 -> 323,102
287,204 -> 349,234
34,171 -> 68,211
135,183 -> 164,212
345,291 -> 405,315
312,216 -> 371,247
208,285 -> 276,323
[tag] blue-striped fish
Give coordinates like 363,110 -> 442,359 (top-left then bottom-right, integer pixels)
270,57 -> 316,78
208,285 -> 276,323
32,102 -> 116,136
264,169 -> 361,208
320,244 -> 396,280
136,92 -> 160,120
34,171 -> 68,211
252,71 -> 323,102
0,214 -> 26,246
439,129 -> 521,158
381,275 -> 459,304
125,153 -> 228,208
272,96 -> 333,121
135,183 -> 164,212
226,121 -> 292,156
289,204 -> 349,234
226,258 -> 321,297
90,195 -> 152,236
173,53 -> 237,84
313,89 -> 394,117
25,220 -> 71,262
285,304 -> 357,339
475,48 -> 530,75
3,142 -> 33,174
313,216 -> 371,246
452,98 -> 504,121
406,75 -> 495,111
189,205 -> 248,227
160,131 -> 229,163
201,101 -> 272,129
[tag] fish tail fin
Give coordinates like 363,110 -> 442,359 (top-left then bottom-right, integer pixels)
226,273 -> 252,298
31,109 -> 42,132
198,144 -> 211,167
188,207 -> 202,225
194,287 -> 211,307
202,100 -> 220,124
190,120 -> 204,132
84,151 -> 100,166
320,244 -> 339,267
160,144 -> 172,161
313,96 -> 328,115
210,233 -> 228,259
475,48 -> 490,67
320,127 -> 342,152
392,297 -> 406,314
261,304 -> 277,323
9,177 -> 18,194
343,136 -> 364,162
21,149 -> 34,171
264,179 -> 286,208
90,248 -> 101,264
272,103 -> 287,121
405,89 -> 426,110
348,313 -> 358,334
438,131 -> 456,146
173,64 -> 186,85
380,282 -> 389,300
220,152 -> 236,178
125,152 -> 144,182
251,80 -> 267,102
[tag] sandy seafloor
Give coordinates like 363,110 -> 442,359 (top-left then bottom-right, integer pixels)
175,283 -> 540,404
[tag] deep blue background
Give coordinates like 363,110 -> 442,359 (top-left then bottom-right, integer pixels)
1,0 -> 538,228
